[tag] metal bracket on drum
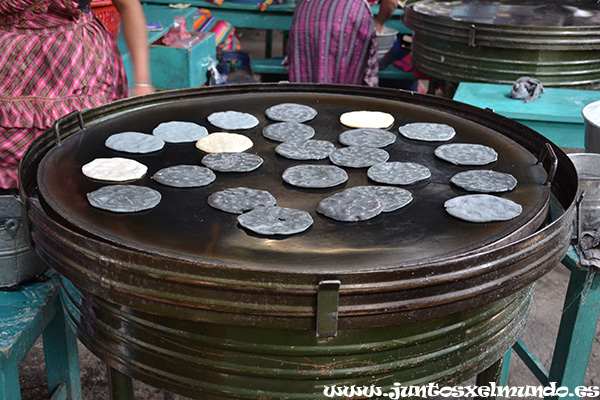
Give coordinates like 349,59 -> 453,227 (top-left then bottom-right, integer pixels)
468,25 -> 477,47
536,143 -> 558,186
316,280 -> 341,338
52,110 -> 85,147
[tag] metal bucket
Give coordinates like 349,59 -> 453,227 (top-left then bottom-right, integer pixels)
582,100 -> 600,153
376,26 -> 398,64
0,195 -> 47,288
568,153 -> 600,236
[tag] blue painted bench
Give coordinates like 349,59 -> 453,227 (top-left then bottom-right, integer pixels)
0,272 -> 81,400
500,247 -> 600,397
453,82 -> 600,149
249,57 -> 416,82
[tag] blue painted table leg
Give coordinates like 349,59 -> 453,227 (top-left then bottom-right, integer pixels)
43,306 -> 81,400
499,349 -> 512,386
546,258 -> 600,400
0,358 -> 21,400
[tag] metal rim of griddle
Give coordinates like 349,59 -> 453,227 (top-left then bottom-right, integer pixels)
19,83 -> 578,330
403,0 -> 600,87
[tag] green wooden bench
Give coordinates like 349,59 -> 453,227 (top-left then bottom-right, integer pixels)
0,272 -> 81,400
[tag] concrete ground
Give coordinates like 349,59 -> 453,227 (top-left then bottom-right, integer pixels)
14,28 -> 600,400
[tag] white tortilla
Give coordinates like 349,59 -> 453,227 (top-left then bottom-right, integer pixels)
82,158 -> 147,182
340,111 -> 395,129
195,132 -> 253,153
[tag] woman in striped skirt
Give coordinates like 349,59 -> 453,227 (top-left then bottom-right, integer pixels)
285,0 -> 398,87
0,0 -> 152,190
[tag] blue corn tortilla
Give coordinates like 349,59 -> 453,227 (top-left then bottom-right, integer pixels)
208,187 -> 276,214
87,185 -> 161,213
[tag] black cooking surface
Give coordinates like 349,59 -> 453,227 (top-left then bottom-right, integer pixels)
37,91 -> 550,271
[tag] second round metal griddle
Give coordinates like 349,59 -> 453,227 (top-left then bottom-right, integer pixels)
404,0 -> 600,88
37,90 -> 550,272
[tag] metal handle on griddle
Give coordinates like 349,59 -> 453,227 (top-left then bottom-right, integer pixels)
316,280 -> 341,338
536,143 -> 558,186
52,110 -> 85,146
468,25 -> 477,47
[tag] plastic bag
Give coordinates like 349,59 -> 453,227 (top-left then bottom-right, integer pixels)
160,16 -> 191,46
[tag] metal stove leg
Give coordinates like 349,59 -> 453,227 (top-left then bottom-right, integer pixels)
475,358 -> 503,400
108,367 -> 134,400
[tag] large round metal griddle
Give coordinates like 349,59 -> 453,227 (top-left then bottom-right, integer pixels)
20,84 -> 577,330
19,84 -> 578,400
37,91 -> 550,270
404,0 -> 600,88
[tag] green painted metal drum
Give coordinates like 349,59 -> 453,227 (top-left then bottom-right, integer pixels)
60,277 -> 533,399
404,0 -> 600,88
18,84 -> 578,398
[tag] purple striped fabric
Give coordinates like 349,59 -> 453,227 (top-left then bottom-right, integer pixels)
0,0 -> 128,189
286,0 -> 379,87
